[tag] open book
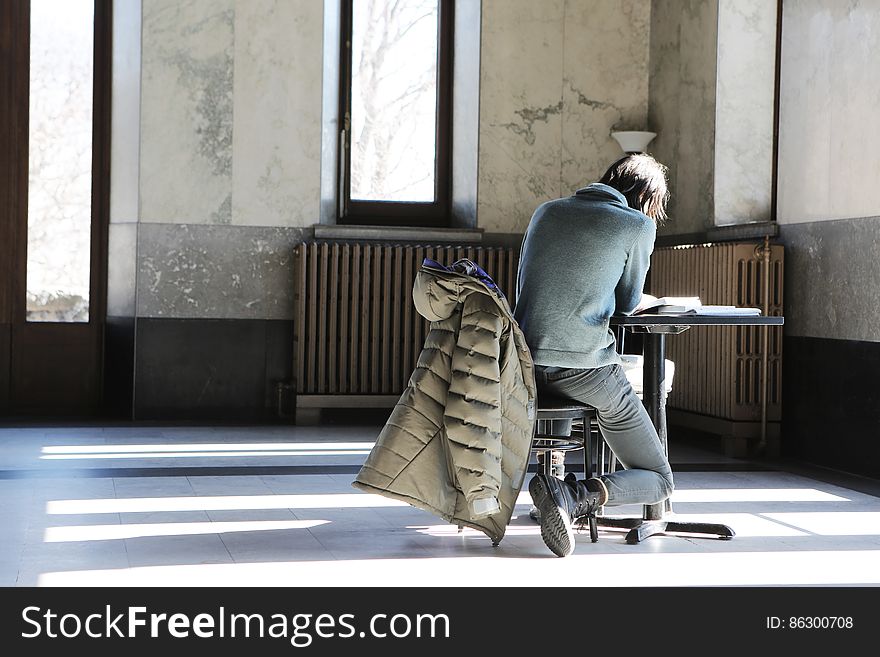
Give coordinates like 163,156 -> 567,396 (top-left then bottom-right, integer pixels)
633,294 -> 761,316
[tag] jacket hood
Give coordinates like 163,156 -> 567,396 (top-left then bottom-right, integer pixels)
412,259 -> 507,322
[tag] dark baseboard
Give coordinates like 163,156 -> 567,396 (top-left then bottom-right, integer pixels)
0,322 -> 8,414
55,319 -> 880,487
133,317 -> 294,421
782,335 -> 880,480
103,315 -> 135,419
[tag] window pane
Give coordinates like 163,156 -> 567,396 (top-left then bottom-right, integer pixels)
26,0 -> 94,323
350,0 -> 438,202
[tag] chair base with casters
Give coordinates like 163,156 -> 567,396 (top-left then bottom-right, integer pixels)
531,397 -> 600,542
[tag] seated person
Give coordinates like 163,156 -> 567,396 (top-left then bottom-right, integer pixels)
514,154 -> 675,557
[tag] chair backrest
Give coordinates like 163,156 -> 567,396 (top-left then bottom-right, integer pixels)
620,354 -> 675,395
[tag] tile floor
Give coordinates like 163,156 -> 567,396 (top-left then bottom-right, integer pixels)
1,423 -> 879,587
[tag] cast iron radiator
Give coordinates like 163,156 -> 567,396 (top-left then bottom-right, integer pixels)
292,241 -> 519,407
647,242 -> 784,424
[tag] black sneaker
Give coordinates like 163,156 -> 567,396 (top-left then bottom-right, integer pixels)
564,473 -> 607,515
528,474 -> 575,557
528,464 -> 564,523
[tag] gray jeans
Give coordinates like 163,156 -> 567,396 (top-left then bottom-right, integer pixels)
535,364 -> 674,506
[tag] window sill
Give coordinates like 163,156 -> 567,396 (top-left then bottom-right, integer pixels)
313,224 -> 483,243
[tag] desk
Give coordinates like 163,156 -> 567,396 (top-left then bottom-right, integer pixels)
599,313 -> 785,544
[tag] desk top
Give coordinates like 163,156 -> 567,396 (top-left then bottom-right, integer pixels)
612,314 -> 784,327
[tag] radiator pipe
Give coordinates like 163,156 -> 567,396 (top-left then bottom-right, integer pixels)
756,237 -> 772,455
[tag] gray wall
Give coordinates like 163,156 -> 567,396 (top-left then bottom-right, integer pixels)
777,0 -> 880,344
108,0 -> 880,468
116,0 -> 654,324
648,0 -> 718,235
477,0 -> 652,233
136,0 -> 322,322
774,0 -> 880,477
645,0 -> 880,476
110,0 -> 654,417
649,0 -> 776,235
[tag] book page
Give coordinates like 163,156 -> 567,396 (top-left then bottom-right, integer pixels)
634,294 -> 701,314
692,306 -> 761,316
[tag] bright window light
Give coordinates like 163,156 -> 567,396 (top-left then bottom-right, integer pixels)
44,519 -> 329,543
47,493 -> 409,515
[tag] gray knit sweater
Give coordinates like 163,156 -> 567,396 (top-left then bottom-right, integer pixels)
513,183 -> 656,369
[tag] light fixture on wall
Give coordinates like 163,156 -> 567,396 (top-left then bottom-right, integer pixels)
611,130 -> 657,154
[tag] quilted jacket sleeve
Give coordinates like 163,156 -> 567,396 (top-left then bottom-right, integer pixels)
443,291 -> 505,518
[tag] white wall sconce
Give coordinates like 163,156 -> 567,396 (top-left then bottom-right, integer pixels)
611,130 -> 657,154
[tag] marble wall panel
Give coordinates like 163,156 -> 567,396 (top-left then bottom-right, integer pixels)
776,2 -> 832,224
673,0 -> 718,234
776,0 -> 880,346
826,1 -> 880,221
109,1 -> 141,324
451,0 -> 482,228
780,218 -> 880,342
231,0 -> 323,227
477,0 -> 652,234
140,0 -> 235,225
477,0 -> 566,234
110,0 -> 141,225
561,0 -> 651,192
107,223 -> 138,317
778,0 -> 880,224
649,0 -> 718,236
319,0 -> 342,226
648,3 -> 682,225
714,0 -> 776,225
136,224 -> 309,320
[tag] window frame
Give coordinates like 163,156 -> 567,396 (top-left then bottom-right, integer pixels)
337,0 -> 453,227
0,0 -> 112,416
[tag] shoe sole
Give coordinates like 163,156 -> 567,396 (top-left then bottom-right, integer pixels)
528,476 -> 575,557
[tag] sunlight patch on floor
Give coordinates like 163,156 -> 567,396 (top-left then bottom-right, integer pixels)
36,549 -> 880,587
760,512 -> 880,536
41,442 -> 375,460
43,519 -> 329,542
47,493 -> 409,515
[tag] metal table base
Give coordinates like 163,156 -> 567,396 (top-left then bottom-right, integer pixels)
599,315 -> 782,544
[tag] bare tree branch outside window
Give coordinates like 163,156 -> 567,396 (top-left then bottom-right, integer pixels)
26,0 -> 94,322
350,0 -> 438,202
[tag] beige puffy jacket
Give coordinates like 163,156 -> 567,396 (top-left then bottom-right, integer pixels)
352,259 -> 537,544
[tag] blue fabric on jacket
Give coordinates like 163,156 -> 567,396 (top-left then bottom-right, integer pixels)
513,183 -> 656,369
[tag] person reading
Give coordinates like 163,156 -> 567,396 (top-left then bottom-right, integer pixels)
514,154 -> 675,557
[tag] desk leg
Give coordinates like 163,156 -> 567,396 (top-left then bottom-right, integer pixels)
596,331 -> 736,543
643,333 -> 666,522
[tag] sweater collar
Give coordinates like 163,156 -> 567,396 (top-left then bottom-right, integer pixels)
574,182 -> 627,206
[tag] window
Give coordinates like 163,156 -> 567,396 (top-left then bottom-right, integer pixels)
0,0 -> 111,415
26,0 -> 97,322
339,0 -> 453,226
